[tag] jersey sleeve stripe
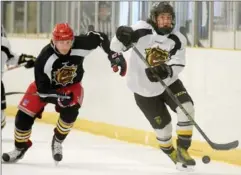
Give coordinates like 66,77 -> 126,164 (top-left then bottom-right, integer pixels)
167,34 -> 182,57
132,29 -> 153,43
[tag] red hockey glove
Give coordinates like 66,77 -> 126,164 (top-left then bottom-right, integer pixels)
108,52 -> 127,77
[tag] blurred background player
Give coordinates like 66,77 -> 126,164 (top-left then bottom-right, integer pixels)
1,25 -> 36,129
2,23 -> 126,164
110,2 -> 195,169
88,25 -> 95,32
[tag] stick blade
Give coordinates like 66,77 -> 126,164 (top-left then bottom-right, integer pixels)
210,140 -> 239,150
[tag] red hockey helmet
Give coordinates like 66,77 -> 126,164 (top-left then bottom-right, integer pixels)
52,23 -> 74,41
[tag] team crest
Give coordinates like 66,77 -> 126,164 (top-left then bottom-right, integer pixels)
53,63 -> 77,86
145,46 -> 169,66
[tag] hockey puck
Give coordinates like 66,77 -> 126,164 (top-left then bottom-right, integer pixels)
202,155 -> 211,164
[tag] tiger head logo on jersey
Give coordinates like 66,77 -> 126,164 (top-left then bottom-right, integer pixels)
53,63 -> 77,86
145,46 -> 169,66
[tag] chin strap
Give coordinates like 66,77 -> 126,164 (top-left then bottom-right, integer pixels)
50,40 -> 60,54
50,40 -> 74,55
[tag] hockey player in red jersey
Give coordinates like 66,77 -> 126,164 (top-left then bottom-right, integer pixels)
2,23 -> 126,163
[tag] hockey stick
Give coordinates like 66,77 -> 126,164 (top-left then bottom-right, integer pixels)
132,46 -> 239,150
5,55 -> 36,72
5,92 -> 70,99
5,63 -> 27,72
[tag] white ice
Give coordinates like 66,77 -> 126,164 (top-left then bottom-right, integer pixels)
2,118 -> 241,175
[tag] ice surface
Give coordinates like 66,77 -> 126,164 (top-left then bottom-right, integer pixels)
2,118 -> 241,175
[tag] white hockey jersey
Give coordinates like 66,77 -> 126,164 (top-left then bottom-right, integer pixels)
1,36 -> 20,77
110,20 -> 187,97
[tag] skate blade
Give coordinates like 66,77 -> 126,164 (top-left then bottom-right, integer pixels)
2,160 -> 18,164
2,158 -> 18,164
176,162 -> 194,172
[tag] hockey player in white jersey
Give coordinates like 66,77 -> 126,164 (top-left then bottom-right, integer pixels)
1,25 -> 36,129
110,2 -> 195,168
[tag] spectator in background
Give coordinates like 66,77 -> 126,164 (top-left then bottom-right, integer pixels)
98,1 -> 112,39
98,2 -> 111,21
179,26 -> 191,46
88,25 -> 95,32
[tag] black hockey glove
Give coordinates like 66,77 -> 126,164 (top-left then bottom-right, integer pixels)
145,64 -> 173,82
108,52 -> 127,77
116,26 -> 134,49
57,92 -> 74,108
18,54 -> 36,69
39,90 -> 73,105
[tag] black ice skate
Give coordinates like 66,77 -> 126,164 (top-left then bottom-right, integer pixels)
177,146 -> 196,166
167,149 -> 178,164
2,140 -> 32,163
51,136 -> 63,164
165,149 -> 189,170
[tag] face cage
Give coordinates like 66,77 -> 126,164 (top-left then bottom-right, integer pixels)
151,13 -> 175,35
